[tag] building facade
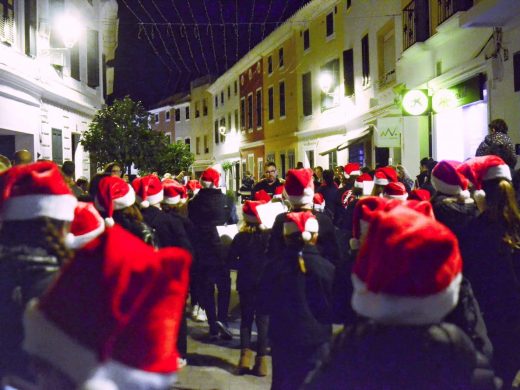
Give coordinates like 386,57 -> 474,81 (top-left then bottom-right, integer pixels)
0,0 -> 118,178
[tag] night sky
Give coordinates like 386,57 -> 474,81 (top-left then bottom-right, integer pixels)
112,0 -> 312,109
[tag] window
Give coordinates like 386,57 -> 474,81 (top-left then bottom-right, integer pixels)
268,56 -> 273,74
165,132 -> 173,143
221,91 -> 224,104
302,72 -> 313,116
220,118 -> 226,143
228,113 -> 232,133
175,109 -> 180,122
184,138 -> 191,149
204,135 -> 209,153
306,150 -> 315,169
247,94 -> 253,130
234,80 -> 238,95
267,153 -> 275,163
166,111 -> 171,121
234,109 -> 239,131
361,33 -> 370,86
185,106 -> 190,120
257,158 -> 264,181
214,120 -> 219,144
49,0 -> 64,48
52,128 -> 63,165
320,58 -> 340,109
279,48 -> 284,68
280,153 -> 286,178
328,150 -> 338,169
326,12 -> 334,37
196,137 -> 200,154
240,97 -> 246,129
70,43 -> 80,81
303,29 -> 310,51
87,29 -> 100,88
227,86 -> 231,98
24,0 -> 37,56
195,101 -> 200,118
288,150 -> 295,169
343,49 -> 354,96
154,113 -> 159,123
268,87 -> 274,121
203,99 -> 208,116
377,21 -> 396,88
514,51 -> 520,92
215,96 -> 218,108
256,89 -> 262,128
279,81 -> 286,117
346,0 -> 352,9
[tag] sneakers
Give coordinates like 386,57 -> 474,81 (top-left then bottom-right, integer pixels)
216,320 -> 233,340
190,305 -> 207,322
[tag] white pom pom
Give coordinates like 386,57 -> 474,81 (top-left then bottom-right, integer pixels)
302,231 -> 312,241
64,233 -> 77,249
459,189 -> 470,199
105,217 -> 115,227
349,238 -> 360,250
473,189 -> 486,202
141,200 -> 150,208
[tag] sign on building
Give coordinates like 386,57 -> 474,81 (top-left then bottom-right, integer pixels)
375,117 -> 403,148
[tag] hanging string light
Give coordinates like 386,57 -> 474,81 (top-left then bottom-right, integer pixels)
261,0 -> 274,40
186,0 -> 211,75
217,0 -> 229,70
235,0 -> 239,62
248,0 -> 256,51
170,0 -> 201,74
202,0 -> 219,74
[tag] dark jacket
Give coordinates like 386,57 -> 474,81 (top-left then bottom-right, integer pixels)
188,188 -> 238,266
267,211 -> 340,266
476,132 -> 517,171
114,214 -> 157,247
316,184 -> 339,220
263,245 -> 334,348
227,230 -> 270,292
304,320 -> 500,390
141,206 -> 193,252
251,178 -> 283,199
431,194 -> 478,239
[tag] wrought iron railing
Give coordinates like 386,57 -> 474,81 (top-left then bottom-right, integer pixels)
403,1 -> 417,50
437,0 -> 473,26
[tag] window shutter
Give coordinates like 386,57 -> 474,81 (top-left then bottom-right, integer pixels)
343,49 -> 354,96
0,0 -> 15,45
49,0 -> 64,48
87,29 -> 99,88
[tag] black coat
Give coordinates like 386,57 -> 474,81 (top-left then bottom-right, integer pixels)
262,245 -> 334,348
251,178 -> 283,199
316,184 -> 340,220
267,211 -> 340,266
431,194 -> 478,239
141,206 -> 193,252
304,321 -> 500,390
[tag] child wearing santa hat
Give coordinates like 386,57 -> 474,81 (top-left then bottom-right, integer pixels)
262,210 -> 334,390
304,206 -> 499,390
227,200 -> 271,376
0,161 -> 77,383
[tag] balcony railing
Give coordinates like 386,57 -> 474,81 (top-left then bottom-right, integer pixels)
403,1 -> 417,51
402,0 -> 430,51
437,0 -> 473,26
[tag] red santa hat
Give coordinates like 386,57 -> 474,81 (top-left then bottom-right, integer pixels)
0,161 -> 77,221
283,210 -> 319,242
162,179 -> 187,205
242,200 -> 267,228
457,155 -> 512,201
354,173 -> 373,189
283,168 -> 314,207
95,176 -> 136,227
408,188 -> 431,202
383,182 -> 408,201
374,166 -> 398,186
65,202 -> 105,250
350,196 -> 389,250
384,199 -> 435,219
23,224 -> 191,386
273,185 -> 284,199
254,189 -> 272,202
186,179 -> 202,195
313,193 -> 325,212
352,206 -> 462,325
132,175 -> 164,208
200,167 -> 220,188
431,160 -> 470,198
344,162 -> 361,178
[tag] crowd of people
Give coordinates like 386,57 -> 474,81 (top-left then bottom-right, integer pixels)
0,118 -> 519,389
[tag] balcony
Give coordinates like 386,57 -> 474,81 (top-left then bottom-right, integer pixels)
402,0 -> 430,51
437,0 -> 473,26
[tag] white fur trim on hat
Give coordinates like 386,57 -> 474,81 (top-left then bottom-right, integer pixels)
385,193 -> 408,201
243,213 -> 260,224
314,203 -> 325,212
201,180 -> 214,188
87,360 -> 177,390
354,181 -> 364,189
1,194 -> 78,221
95,185 -> 136,212
483,164 -> 512,181
305,217 -> 319,234
431,176 -> 464,197
138,189 -> 164,208
351,273 -> 462,325
162,195 -> 181,205
374,178 -> 388,186
64,223 -> 105,250
285,186 -> 314,207
23,299 -> 99,385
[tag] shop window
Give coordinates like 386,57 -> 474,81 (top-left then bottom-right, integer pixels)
349,143 -> 365,166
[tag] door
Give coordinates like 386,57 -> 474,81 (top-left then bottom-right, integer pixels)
52,128 -> 63,165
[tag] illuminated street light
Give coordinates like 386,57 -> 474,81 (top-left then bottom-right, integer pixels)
402,89 -> 429,116
319,72 -> 333,94
432,89 -> 458,113
54,11 -> 83,48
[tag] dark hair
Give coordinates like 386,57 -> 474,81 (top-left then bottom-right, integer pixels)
88,172 -> 110,200
420,157 -> 431,166
266,161 -> 276,169
489,119 -> 508,134
104,162 -> 122,175
61,160 -> 75,177
323,169 -> 335,185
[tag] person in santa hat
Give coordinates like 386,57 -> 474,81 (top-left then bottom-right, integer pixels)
267,168 -> 340,267
189,167 -> 238,340
251,162 -> 284,200
315,169 -> 339,220
227,200 -> 271,377
371,166 -> 398,197
458,155 -> 520,388
304,206 -> 500,390
382,181 -> 408,201
0,161 -> 77,382
261,211 -> 334,390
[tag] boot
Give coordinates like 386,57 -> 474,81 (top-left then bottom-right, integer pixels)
238,348 -> 254,374
252,355 -> 269,377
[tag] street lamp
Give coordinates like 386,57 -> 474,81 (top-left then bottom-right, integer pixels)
54,11 -> 83,48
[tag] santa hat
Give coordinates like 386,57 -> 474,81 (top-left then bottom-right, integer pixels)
350,196 -> 389,250
458,155 -> 512,201
65,202 -> 105,250
374,167 -> 398,186
283,168 -> 314,207
0,161 -> 77,221
283,211 -> 319,242
254,189 -> 272,202
351,206 -> 462,325
431,160 -> 470,198
132,175 -> 164,208
273,185 -> 284,199
162,179 -> 187,205
383,182 -> 408,201
23,224 -> 191,386
200,167 -> 220,188
384,199 -> 435,219
408,188 -> 431,202
354,173 -> 373,189
242,200 -> 267,229
313,193 -> 325,212
344,163 -> 361,178
95,176 -> 136,227
186,179 -> 202,195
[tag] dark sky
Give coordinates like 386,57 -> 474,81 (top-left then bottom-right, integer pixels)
112,0 -> 311,109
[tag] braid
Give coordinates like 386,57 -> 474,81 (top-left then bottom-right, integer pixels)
43,218 -> 74,264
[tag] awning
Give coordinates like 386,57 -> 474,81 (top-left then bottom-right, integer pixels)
319,126 -> 372,156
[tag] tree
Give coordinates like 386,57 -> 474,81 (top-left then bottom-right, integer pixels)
81,96 -> 167,174
156,142 -> 195,176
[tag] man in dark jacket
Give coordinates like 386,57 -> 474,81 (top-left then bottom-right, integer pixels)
476,118 -> 517,171
189,167 -> 238,339
251,161 -> 284,199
